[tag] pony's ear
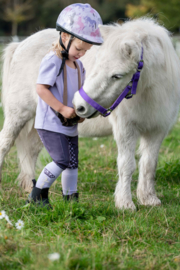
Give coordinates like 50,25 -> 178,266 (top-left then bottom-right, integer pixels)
120,40 -> 139,61
99,24 -> 116,40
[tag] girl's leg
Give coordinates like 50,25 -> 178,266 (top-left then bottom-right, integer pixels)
26,161 -> 63,207
27,130 -> 79,205
35,130 -> 73,190
26,130 -> 70,206
61,135 -> 79,198
36,161 -> 63,189
61,168 -> 78,195
36,131 -> 79,192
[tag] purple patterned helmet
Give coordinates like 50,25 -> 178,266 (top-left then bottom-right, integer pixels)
56,3 -> 103,45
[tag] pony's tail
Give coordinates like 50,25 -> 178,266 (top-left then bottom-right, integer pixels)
1,42 -> 19,107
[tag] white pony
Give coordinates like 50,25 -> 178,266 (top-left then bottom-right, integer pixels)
1,18 -> 180,210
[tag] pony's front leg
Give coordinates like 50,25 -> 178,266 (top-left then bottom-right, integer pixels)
137,131 -> 165,206
113,120 -> 139,210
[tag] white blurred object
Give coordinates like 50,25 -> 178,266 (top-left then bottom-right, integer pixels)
12,36 -> 19,42
5,215 -> 13,226
0,210 -> 6,219
48,253 -> 60,261
176,41 -> 180,58
15,219 -> 24,229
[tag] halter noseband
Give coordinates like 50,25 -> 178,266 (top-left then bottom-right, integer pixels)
79,47 -> 144,117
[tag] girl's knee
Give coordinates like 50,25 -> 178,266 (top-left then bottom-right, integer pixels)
54,159 -> 70,170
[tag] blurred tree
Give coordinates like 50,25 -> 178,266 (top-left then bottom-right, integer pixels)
0,0 -> 34,35
92,0 -> 140,24
126,0 -> 180,32
0,0 -> 143,36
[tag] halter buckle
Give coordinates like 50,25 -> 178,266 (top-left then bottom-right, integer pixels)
125,93 -> 133,99
101,108 -> 112,116
107,108 -> 112,113
128,80 -> 133,87
137,59 -> 144,72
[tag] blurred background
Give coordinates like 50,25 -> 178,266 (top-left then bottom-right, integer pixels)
0,0 -> 180,53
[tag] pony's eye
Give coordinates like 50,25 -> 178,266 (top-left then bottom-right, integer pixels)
112,74 -> 123,79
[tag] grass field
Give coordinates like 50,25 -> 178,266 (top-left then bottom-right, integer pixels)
1,47 -> 180,269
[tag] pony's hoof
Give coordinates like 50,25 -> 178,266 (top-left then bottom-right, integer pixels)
115,199 -> 136,211
138,194 -> 161,206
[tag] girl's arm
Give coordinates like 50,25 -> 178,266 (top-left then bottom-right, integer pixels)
36,84 -> 77,119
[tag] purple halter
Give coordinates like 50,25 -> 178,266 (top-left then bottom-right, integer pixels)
79,47 -> 144,117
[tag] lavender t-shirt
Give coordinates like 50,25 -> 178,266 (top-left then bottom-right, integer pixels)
34,51 -> 85,136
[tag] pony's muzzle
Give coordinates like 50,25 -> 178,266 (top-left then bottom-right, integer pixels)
76,105 -> 98,119
76,106 -> 86,114
73,90 -> 98,118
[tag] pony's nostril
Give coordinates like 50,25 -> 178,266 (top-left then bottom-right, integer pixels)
77,106 -> 85,113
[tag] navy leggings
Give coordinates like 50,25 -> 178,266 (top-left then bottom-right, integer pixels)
37,129 -> 78,170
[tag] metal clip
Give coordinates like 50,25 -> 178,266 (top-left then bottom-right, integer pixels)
101,108 -> 112,116
128,80 -> 133,87
106,108 -> 113,113
125,89 -> 133,99
125,93 -> 133,99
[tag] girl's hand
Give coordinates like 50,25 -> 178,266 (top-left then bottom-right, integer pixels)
60,106 -> 77,119
78,118 -> 85,123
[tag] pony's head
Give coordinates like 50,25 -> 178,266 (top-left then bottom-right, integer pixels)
73,23 -> 142,118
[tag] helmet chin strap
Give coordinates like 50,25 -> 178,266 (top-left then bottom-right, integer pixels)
57,32 -> 74,76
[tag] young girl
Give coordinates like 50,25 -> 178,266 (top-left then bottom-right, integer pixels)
26,3 -> 103,208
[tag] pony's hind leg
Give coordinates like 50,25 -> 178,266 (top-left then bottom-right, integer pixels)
15,120 -> 43,192
137,130 -> 165,206
0,112 -> 32,187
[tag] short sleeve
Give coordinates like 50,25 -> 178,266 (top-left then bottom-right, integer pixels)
37,53 -> 60,86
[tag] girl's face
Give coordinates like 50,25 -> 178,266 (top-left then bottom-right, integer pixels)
62,33 -> 92,62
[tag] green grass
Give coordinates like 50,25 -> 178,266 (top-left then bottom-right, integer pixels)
1,110 -> 180,270
1,45 -> 180,269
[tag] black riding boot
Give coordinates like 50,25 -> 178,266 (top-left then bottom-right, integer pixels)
26,179 -> 41,204
63,192 -> 79,202
40,188 -> 53,209
26,179 -> 52,209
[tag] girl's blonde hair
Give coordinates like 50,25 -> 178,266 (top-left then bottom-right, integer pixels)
50,34 -> 83,58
